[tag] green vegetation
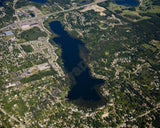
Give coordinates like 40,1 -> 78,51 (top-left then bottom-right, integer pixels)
0,0 -> 16,28
0,0 -> 160,127
142,43 -> 157,52
20,68 -> 57,84
15,0 -> 41,9
21,27 -> 47,41
21,45 -> 34,53
150,40 -> 160,49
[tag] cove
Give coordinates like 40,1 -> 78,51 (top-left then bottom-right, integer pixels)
49,21 -> 106,107
115,0 -> 139,6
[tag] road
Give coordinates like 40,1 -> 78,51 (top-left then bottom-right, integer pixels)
0,0 -> 107,31
0,107 -> 25,128
13,0 -> 20,22
118,103 -> 160,128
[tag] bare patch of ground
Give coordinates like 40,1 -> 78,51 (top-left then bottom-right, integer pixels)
102,112 -> 109,118
81,4 -> 106,16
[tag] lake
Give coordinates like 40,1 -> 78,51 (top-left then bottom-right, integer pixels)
80,1 -> 86,4
0,0 -> 7,6
49,21 -> 106,107
29,0 -> 47,3
115,0 -> 139,6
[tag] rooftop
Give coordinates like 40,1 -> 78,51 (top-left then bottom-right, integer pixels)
5,31 -> 14,36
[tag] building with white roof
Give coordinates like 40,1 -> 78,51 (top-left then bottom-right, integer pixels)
4,31 -> 14,36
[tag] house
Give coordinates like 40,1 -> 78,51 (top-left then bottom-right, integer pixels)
109,102 -> 113,106
30,23 -> 38,27
4,31 -> 14,36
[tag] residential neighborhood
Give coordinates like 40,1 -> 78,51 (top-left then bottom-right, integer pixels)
0,0 -> 160,127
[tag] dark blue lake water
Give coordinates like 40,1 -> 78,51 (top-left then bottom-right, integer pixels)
115,0 -> 139,6
0,0 -> 7,6
49,21 -> 106,106
29,0 -> 47,3
80,1 -> 86,4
